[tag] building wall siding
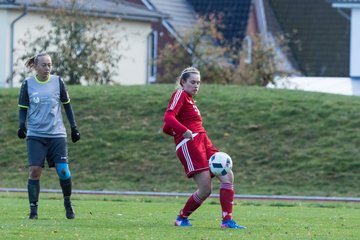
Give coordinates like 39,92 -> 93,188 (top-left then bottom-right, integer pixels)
0,9 -> 152,87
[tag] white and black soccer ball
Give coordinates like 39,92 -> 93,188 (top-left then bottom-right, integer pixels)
208,152 -> 233,176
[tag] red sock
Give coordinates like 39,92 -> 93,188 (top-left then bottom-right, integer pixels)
220,183 -> 234,221
179,192 -> 204,218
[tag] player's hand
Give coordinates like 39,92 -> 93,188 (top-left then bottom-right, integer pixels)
17,126 -> 27,139
183,129 -> 193,140
71,126 -> 80,143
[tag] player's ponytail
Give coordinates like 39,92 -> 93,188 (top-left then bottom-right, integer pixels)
25,52 -> 49,69
25,56 -> 36,69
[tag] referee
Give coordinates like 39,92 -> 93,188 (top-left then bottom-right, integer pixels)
17,52 -> 80,219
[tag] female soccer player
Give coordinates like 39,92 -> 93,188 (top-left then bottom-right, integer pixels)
17,52 -> 80,219
163,67 -> 246,229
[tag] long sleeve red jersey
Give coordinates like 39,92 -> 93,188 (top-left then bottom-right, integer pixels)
163,89 -> 205,144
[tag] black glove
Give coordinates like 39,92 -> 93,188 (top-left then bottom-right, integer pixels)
17,126 -> 27,139
71,126 -> 80,143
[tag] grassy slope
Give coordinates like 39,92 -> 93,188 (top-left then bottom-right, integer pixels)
0,85 -> 359,197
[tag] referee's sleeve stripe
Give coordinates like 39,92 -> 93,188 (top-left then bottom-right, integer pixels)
62,99 -> 71,104
18,104 -> 29,109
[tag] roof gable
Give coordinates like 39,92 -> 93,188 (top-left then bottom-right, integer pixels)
143,0 -> 197,37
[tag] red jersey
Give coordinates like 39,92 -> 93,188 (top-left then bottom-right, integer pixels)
163,89 -> 205,144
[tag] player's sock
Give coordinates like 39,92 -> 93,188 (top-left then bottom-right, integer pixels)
28,180 -> 39,208
28,179 -> 39,218
59,178 -> 72,198
179,192 -> 204,218
60,178 -> 75,219
220,183 -> 234,221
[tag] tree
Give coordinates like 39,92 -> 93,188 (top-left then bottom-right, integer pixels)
15,0 -> 122,85
157,15 -> 294,86
156,15 -> 234,84
235,33 -> 294,86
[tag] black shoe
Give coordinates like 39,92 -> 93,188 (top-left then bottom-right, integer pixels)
29,212 -> 38,219
64,201 -> 75,219
29,205 -> 38,219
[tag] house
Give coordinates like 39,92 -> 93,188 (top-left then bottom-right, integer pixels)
331,0 -> 360,79
127,0 -> 197,83
267,0 -> 351,77
0,0 -> 164,87
130,0 -> 256,82
189,0 -> 356,78
135,0 -> 359,96
266,0 -> 360,96
138,0 -> 360,80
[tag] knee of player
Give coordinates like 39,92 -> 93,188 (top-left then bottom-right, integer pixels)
204,188 -> 212,198
29,166 -> 42,179
199,185 -> 212,198
56,163 -> 71,180
218,171 -> 234,184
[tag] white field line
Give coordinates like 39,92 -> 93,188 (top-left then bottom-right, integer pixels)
1,188 -> 359,203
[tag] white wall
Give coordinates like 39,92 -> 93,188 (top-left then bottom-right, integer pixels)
270,76 -> 360,96
0,10 -> 8,88
350,8 -> 360,78
111,20 -> 152,85
0,9 -> 152,87
12,12 -> 53,87
0,10 -> 53,88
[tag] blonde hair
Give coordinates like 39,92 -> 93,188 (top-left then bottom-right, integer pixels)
25,52 -> 50,69
176,67 -> 200,88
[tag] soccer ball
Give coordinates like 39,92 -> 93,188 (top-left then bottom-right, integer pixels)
208,152 -> 233,176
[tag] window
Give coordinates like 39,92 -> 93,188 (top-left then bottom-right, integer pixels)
147,30 -> 158,83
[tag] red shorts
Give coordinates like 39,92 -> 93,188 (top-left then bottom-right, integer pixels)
176,132 -> 218,178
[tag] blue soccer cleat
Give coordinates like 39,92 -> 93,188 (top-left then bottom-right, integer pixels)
221,219 -> 246,229
175,216 -> 192,227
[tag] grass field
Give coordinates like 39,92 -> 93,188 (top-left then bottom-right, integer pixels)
1,84 -> 360,197
1,192 -> 359,240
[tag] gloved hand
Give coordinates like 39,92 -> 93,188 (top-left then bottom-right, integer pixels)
71,126 -> 80,143
17,126 -> 27,139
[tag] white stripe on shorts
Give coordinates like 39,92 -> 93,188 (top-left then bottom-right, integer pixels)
175,133 -> 199,151
181,143 -> 194,172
